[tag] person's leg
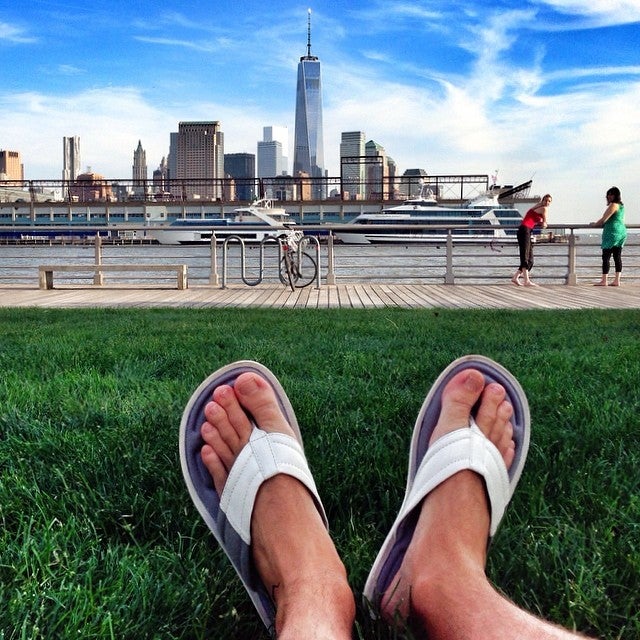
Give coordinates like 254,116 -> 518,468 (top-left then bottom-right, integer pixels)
611,247 -> 622,286
517,228 -> 538,286
524,234 -> 539,285
381,369 -> 593,639
596,249 -> 612,285
200,372 -> 355,639
513,227 -> 527,285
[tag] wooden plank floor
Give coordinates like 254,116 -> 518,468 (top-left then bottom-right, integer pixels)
1,283 -> 640,309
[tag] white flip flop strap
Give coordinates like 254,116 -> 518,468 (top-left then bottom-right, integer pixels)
220,428 -> 325,544
406,421 -> 510,536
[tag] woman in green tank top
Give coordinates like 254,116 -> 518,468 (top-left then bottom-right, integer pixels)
591,186 -> 627,286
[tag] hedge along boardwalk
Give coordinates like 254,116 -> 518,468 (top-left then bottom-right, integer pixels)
0,283 -> 639,309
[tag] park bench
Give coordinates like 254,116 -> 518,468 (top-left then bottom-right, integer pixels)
38,263 -> 188,290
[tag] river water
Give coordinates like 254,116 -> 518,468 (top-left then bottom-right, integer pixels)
1,235 -> 638,286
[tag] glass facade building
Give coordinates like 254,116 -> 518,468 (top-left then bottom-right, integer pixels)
293,11 -> 325,199
340,131 -> 366,199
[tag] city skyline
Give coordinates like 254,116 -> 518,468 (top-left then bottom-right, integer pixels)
1,2 -> 640,223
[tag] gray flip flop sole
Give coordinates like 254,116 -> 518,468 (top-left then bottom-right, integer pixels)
364,354 -> 530,610
179,360 -> 304,633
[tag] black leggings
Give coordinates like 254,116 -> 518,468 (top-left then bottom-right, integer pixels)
517,225 -> 534,271
602,246 -> 623,274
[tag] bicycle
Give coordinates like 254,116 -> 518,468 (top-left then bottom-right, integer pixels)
278,230 -> 318,291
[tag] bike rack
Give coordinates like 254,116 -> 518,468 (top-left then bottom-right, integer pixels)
304,235 -> 322,289
219,233 -> 322,289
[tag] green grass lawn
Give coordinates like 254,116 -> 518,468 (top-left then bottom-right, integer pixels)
0,307 -> 639,639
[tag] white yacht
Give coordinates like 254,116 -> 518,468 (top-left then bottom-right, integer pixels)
147,199 -> 295,245
334,184 -> 524,245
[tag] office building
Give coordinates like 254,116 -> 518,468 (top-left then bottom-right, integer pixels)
62,136 -> 81,185
153,157 -> 169,195
402,168 -> 429,198
132,140 -> 148,198
339,131 -> 366,199
167,132 -> 178,183
0,150 -> 23,180
69,171 -> 113,202
365,140 -> 387,200
258,126 -> 288,179
175,121 -> 224,200
224,152 -> 255,201
293,9 -> 325,198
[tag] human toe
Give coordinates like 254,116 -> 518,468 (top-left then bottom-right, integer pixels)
233,372 -> 292,435
210,384 -> 255,439
430,369 -> 485,444
200,442 -> 228,496
201,419 -> 237,472
474,383 -> 507,430
475,385 -> 516,469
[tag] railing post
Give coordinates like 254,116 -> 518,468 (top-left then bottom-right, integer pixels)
209,233 -> 220,286
444,231 -> 455,284
566,230 -> 577,285
325,233 -> 336,285
94,233 -> 104,285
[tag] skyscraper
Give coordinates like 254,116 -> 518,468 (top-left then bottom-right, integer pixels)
153,157 -> 169,195
62,136 -> 81,186
224,152 -> 255,201
365,140 -> 387,199
0,150 -> 23,180
258,126 -> 288,179
168,132 -> 178,182
293,9 -> 325,199
132,140 -> 147,181
175,121 -> 224,200
339,131 -> 366,199
132,140 -> 147,198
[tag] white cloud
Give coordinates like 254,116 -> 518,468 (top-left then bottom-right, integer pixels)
1,87 -> 283,180
133,36 -> 227,53
0,21 -> 37,43
539,0 -> 640,25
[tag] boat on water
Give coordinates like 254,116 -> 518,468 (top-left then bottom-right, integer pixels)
334,183 -> 524,245
146,199 -> 295,245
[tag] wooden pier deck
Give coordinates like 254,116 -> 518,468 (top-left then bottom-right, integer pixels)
1,283 -> 639,310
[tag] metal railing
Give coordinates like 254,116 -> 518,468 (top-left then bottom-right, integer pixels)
0,224 -> 638,287
0,174 -> 500,206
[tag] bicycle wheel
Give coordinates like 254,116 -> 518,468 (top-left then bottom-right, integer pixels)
279,253 -> 296,291
280,252 -> 317,288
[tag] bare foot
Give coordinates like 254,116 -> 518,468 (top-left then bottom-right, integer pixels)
511,273 -> 522,286
594,280 -> 608,286
380,370 -> 589,639
524,280 -> 539,287
200,372 -> 354,639
381,369 -> 515,623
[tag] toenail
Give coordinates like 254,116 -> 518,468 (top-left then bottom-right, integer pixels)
213,385 -> 233,401
487,383 -> 504,396
237,374 -> 261,395
463,370 -> 484,392
201,421 -> 214,436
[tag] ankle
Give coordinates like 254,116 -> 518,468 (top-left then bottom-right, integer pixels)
275,571 -> 355,639
410,562 -> 489,631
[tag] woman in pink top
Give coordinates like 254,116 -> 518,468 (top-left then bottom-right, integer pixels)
512,194 -> 552,286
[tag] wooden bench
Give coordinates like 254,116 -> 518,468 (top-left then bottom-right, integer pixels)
38,264 -> 188,290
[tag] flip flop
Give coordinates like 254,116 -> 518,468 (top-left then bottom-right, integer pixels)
363,354 -> 530,612
179,360 -> 328,633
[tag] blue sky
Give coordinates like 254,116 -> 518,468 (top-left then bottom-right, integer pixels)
1,0 -> 640,223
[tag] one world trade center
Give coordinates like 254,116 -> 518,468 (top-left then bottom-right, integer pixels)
293,9 -> 325,199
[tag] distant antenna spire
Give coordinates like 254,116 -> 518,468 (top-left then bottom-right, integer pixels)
307,8 -> 312,57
